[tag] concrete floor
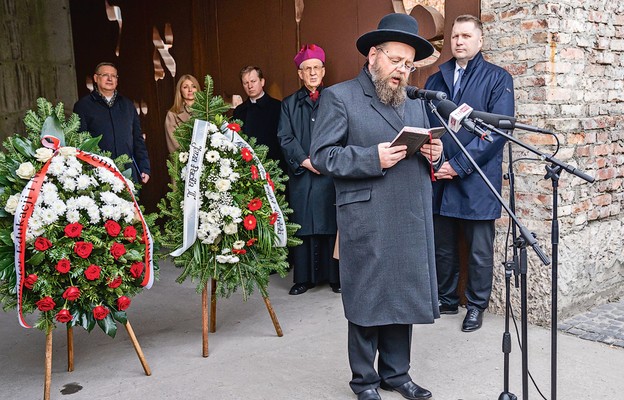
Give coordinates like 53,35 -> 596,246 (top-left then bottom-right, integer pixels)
1,261 -> 623,400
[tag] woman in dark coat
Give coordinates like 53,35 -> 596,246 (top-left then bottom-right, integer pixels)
278,44 -> 339,295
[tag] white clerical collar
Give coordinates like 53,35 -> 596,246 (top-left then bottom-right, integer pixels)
250,92 -> 265,104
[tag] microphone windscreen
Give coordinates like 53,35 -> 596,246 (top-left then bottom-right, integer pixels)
436,100 -> 459,120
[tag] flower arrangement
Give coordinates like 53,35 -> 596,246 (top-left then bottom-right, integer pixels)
159,75 -> 300,299
0,99 -> 158,338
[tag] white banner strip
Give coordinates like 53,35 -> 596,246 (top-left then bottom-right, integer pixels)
170,119 -> 210,257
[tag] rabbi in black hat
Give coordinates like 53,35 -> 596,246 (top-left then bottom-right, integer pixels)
310,13 -> 443,400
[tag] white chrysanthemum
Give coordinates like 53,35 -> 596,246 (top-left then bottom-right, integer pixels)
181,166 -> 187,179
124,177 -> 135,193
66,209 -> 80,223
76,174 -> 92,190
35,147 -> 54,163
77,195 -> 93,209
205,191 -> 219,201
223,223 -> 238,235
215,179 -> 231,192
66,156 -> 82,172
227,255 -> 239,263
179,152 -> 189,163
229,172 -> 240,182
4,193 -> 20,215
87,206 -> 100,224
221,205 -> 242,219
62,178 -> 77,192
101,204 -> 121,220
205,150 -> 220,162
233,240 -> 245,250
221,248 -> 231,254
110,179 -> 125,193
41,208 -> 59,225
49,199 -> 67,216
47,157 -> 65,176
207,122 -> 219,133
16,162 -> 36,179
219,165 -> 233,177
215,255 -> 229,263
58,147 -> 78,157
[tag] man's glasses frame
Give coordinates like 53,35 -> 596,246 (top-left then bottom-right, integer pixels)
375,47 -> 417,73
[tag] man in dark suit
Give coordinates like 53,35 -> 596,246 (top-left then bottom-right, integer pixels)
425,14 -> 515,332
311,13 -> 443,400
73,62 -> 150,184
233,66 -> 285,172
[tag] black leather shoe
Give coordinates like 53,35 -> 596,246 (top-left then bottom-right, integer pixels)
289,283 -> 309,295
439,303 -> 458,314
331,283 -> 342,293
357,388 -> 381,400
380,381 -> 431,399
462,308 -> 484,332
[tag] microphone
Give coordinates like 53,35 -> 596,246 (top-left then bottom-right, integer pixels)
406,86 -> 447,101
436,100 -> 493,143
467,109 -> 553,134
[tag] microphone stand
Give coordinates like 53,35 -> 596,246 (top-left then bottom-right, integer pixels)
427,101 -> 551,400
471,118 -> 594,400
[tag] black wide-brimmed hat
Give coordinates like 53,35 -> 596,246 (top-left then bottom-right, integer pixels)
356,13 -> 434,61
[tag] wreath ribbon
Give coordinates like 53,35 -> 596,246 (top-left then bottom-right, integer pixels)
14,134 -> 154,328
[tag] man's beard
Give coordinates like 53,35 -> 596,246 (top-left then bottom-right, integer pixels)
371,63 -> 408,107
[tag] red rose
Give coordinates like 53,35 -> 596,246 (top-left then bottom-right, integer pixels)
123,225 -> 137,242
227,122 -> 241,132
243,215 -> 257,230
24,274 -> 38,289
56,259 -> 71,274
130,262 -> 144,279
34,237 -> 52,251
64,222 -> 83,238
232,248 -> 247,255
55,309 -> 73,323
110,242 -> 126,260
105,220 -> 121,237
108,276 -> 122,288
116,296 -> 131,311
241,147 -> 253,162
269,212 -> 278,226
84,264 -> 102,281
93,305 -> 109,320
246,238 -> 257,247
36,296 -> 56,312
62,286 -> 81,301
74,241 -> 93,258
250,165 -> 259,180
247,198 -> 262,211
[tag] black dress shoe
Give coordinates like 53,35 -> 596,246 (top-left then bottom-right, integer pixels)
439,303 -> 458,314
380,381 -> 431,399
331,283 -> 342,293
289,283 -> 309,295
357,388 -> 381,400
462,308 -> 484,332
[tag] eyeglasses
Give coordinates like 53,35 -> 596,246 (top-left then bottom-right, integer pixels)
300,65 -> 324,74
96,73 -> 119,79
375,47 -> 417,73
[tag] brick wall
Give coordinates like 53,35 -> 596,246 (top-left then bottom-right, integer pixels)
482,1 -> 624,324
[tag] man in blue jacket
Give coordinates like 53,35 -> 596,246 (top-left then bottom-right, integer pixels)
73,62 -> 151,184
425,14 -> 514,332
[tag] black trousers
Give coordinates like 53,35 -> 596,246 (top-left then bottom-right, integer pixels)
348,321 -> 412,394
291,234 -> 339,285
434,215 -> 495,311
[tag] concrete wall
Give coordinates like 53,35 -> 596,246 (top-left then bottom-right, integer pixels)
0,0 -> 77,140
483,0 -> 624,323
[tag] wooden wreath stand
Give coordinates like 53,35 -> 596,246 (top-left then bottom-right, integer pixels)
201,278 -> 283,357
43,320 -> 150,400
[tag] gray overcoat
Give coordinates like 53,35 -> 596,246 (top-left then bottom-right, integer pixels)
310,68 -> 440,327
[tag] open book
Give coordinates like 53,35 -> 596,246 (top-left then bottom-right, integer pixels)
389,126 -> 446,157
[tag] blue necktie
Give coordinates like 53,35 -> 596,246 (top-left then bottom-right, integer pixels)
453,68 -> 464,101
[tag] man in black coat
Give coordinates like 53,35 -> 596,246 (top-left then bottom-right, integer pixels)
278,44 -> 340,296
73,62 -> 150,184
233,66 -> 285,172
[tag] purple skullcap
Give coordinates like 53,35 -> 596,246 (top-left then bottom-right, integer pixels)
293,44 -> 326,68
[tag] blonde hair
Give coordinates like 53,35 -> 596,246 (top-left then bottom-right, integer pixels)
169,74 -> 201,114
